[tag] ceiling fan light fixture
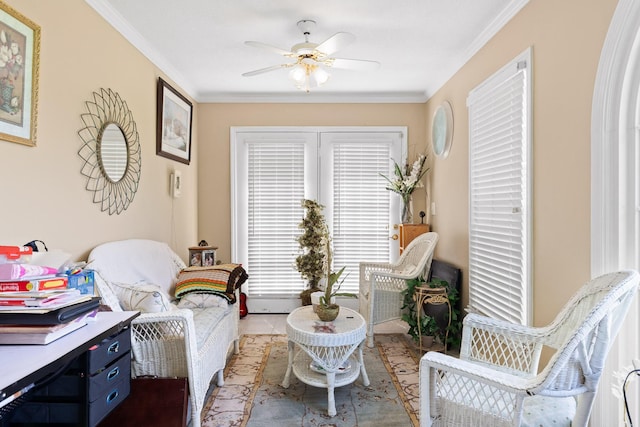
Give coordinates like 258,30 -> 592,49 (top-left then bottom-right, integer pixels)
289,64 -> 307,85
244,20 -> 377,92
289,62 -> 330,92
311,67 -> 330,86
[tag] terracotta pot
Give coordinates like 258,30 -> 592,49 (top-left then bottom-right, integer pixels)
316,304 -> 340,321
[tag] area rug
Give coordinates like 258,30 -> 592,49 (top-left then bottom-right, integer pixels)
201,334 -> 420,427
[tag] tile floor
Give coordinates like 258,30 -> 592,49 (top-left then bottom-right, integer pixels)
239,312 -> 409,336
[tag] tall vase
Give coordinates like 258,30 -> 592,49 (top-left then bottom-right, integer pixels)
401,194 -> 413,224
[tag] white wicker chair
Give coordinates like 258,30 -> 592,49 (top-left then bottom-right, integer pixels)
420,270 -> 640,427
359,232 -> 439,347
87,239 -> 240,427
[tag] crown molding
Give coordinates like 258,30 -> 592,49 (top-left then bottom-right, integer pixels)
198,91 -> 428,104
464,0 -> 530,67
85,0 -> 197,98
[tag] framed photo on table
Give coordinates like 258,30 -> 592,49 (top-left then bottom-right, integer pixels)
188,246 -> 218,267
0,2 -> 40,147
156,77 -> 192,164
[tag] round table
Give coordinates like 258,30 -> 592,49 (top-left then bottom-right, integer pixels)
281,305 -> 370,416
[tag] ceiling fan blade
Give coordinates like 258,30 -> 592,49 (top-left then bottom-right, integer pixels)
244,41 -> 293,56
315,32 -> 356,56
327,58 -> 380,71
242,64 -> 288,77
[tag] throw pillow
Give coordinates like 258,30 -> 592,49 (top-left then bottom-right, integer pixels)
174,264 -> 249,304
110,282 -> 172,313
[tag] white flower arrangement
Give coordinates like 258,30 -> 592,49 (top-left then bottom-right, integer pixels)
380,154 -> 429,201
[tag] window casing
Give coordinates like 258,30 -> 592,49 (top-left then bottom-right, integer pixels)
231,127 -> 405,312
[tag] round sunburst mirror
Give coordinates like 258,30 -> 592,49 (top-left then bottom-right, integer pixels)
78,88 -> 141,215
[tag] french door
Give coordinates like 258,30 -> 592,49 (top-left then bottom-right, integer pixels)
231,127 -> 406,313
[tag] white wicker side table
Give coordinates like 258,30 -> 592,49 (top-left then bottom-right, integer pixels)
281,305 -> 370,416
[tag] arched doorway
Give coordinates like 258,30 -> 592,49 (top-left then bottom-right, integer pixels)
591,0 -> 640,423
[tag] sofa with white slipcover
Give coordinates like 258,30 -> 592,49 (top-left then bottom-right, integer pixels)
87,239 -> 241,427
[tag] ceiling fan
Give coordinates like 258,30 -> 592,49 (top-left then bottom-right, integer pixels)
242,20 -> 380,92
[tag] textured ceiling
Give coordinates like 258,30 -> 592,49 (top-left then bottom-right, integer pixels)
87,0 -> 528,103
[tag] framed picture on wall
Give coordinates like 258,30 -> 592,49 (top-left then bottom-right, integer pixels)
0,2 -> 40,147
156,77 -> 192,164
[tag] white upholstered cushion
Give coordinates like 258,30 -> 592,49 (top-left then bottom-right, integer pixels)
177,293 -> 228,309
521,395 -> 576,427
191,307 -> 231,347
110,282 -> 172,313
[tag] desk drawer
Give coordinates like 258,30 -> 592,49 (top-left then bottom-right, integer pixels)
89,353 -> 131,402
89,376 -> 130,426
88,328 -> 131,374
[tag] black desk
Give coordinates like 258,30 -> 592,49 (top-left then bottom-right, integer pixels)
0,311 -> 139,426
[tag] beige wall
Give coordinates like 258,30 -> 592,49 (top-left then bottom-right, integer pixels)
198,0 -> 620,325
0,0 -> 198,262
2,0 -> 620,327
425,0 -> 618,325
197,103 -> 427,264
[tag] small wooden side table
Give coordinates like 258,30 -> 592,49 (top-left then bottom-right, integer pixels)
414,286 -> 451,354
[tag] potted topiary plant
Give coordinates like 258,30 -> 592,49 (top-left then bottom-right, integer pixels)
296,199 -> 327,305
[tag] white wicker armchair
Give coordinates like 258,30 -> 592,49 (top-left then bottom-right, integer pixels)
359,232 -> 439,347
420,270 -> 640,427
87,239 -> 240,427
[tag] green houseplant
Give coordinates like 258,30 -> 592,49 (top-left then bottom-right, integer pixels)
401,276 -> 461,350
296,199 -> 328,305
315,236 -> 356,321
296,199 -> 356,314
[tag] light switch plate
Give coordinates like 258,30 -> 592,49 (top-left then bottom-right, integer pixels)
171,170 -> 182,198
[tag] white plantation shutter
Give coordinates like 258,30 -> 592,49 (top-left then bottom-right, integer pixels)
320,133 -> 400,294
237,132 -> 318,297
467,48 -> 532,325
232,127 -> 404,312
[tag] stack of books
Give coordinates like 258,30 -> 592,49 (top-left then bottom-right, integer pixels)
0,289 -> 100,344
0,289 -> 100,345
0,247 -> 100,344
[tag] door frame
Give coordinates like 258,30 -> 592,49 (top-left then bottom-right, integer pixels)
230,126 -> 407,313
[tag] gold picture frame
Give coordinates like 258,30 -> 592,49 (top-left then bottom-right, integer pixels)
0,2 -> 39,147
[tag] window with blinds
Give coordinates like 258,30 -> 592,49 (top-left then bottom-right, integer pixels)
467,48 -> 532,325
